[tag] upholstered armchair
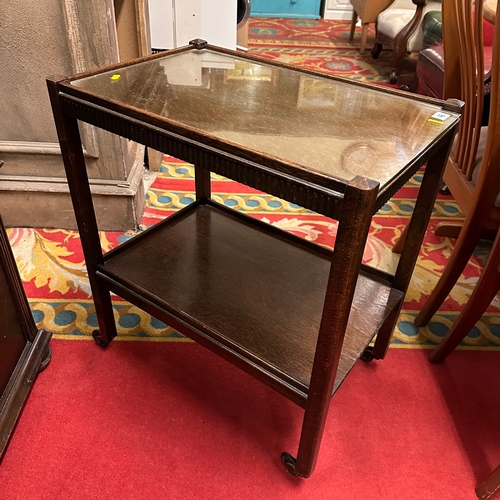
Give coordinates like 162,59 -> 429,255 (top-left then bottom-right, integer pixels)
349,0 -> 394,52
415,9 -> 494,100
371,0 -> 442,83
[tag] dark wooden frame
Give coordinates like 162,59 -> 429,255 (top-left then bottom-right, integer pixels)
372,0 -> 428,84
46,39 -> 461,478
0,215 -> 52,460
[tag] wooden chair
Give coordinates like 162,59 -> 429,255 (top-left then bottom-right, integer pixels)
412,0 -> 500,331
349,0 -> 394,52
371,0 -> 442,83
429,214 -> 500,363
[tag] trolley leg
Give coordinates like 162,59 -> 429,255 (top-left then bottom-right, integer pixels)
47,77 -> 117,347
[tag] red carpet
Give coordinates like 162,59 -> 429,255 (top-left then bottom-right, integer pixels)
1,340 -> 500,499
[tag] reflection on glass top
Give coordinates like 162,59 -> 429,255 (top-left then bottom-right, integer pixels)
72,49 -> 459,187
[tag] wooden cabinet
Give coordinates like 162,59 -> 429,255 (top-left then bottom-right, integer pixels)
251,0 -> 322,19
0,0 -> 150,231
0,214 -> 52,459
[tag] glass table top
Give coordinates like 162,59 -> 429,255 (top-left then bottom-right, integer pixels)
71,48 -> 460,188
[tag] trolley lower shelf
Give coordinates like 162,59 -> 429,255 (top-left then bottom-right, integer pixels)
98,200 -> 403,403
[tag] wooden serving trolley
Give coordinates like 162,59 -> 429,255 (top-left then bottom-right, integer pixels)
47,39 -> 461,477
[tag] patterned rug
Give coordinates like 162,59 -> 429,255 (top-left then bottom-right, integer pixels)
246,17 -> 418,86
8,18 -> 499,350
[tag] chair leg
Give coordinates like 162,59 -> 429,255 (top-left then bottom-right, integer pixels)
350,10 -> 358,41
390,45 -> 408,84
415,216 -> 487,327
429,229 -> 500,363
392,221 -> 409,254
436,223 -> 498,241
360,24 -> 369,52
434,222 -> 462,238
410,71 -> 420,93
371,42 -> 382,59
439,181 -> 451,195
394,205 -> 462,256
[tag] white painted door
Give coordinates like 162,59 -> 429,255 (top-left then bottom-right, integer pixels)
148,0 -> 237,50
323,0 -> 353,20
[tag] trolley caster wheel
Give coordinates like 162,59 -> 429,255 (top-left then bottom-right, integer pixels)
281,452 -> 299,476
92,330 -> 110,348
360,346 -> 374,362
389,70 -> 398,84
38,346 -> 52,373
400,85 -> 411,92
439,181 -> 451,195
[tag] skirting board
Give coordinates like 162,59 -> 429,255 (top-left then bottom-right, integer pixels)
0,148 -> 146,231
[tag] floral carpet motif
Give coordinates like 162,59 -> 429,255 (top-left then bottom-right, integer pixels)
9,156 -> 499,349
8,18 -> 499,349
